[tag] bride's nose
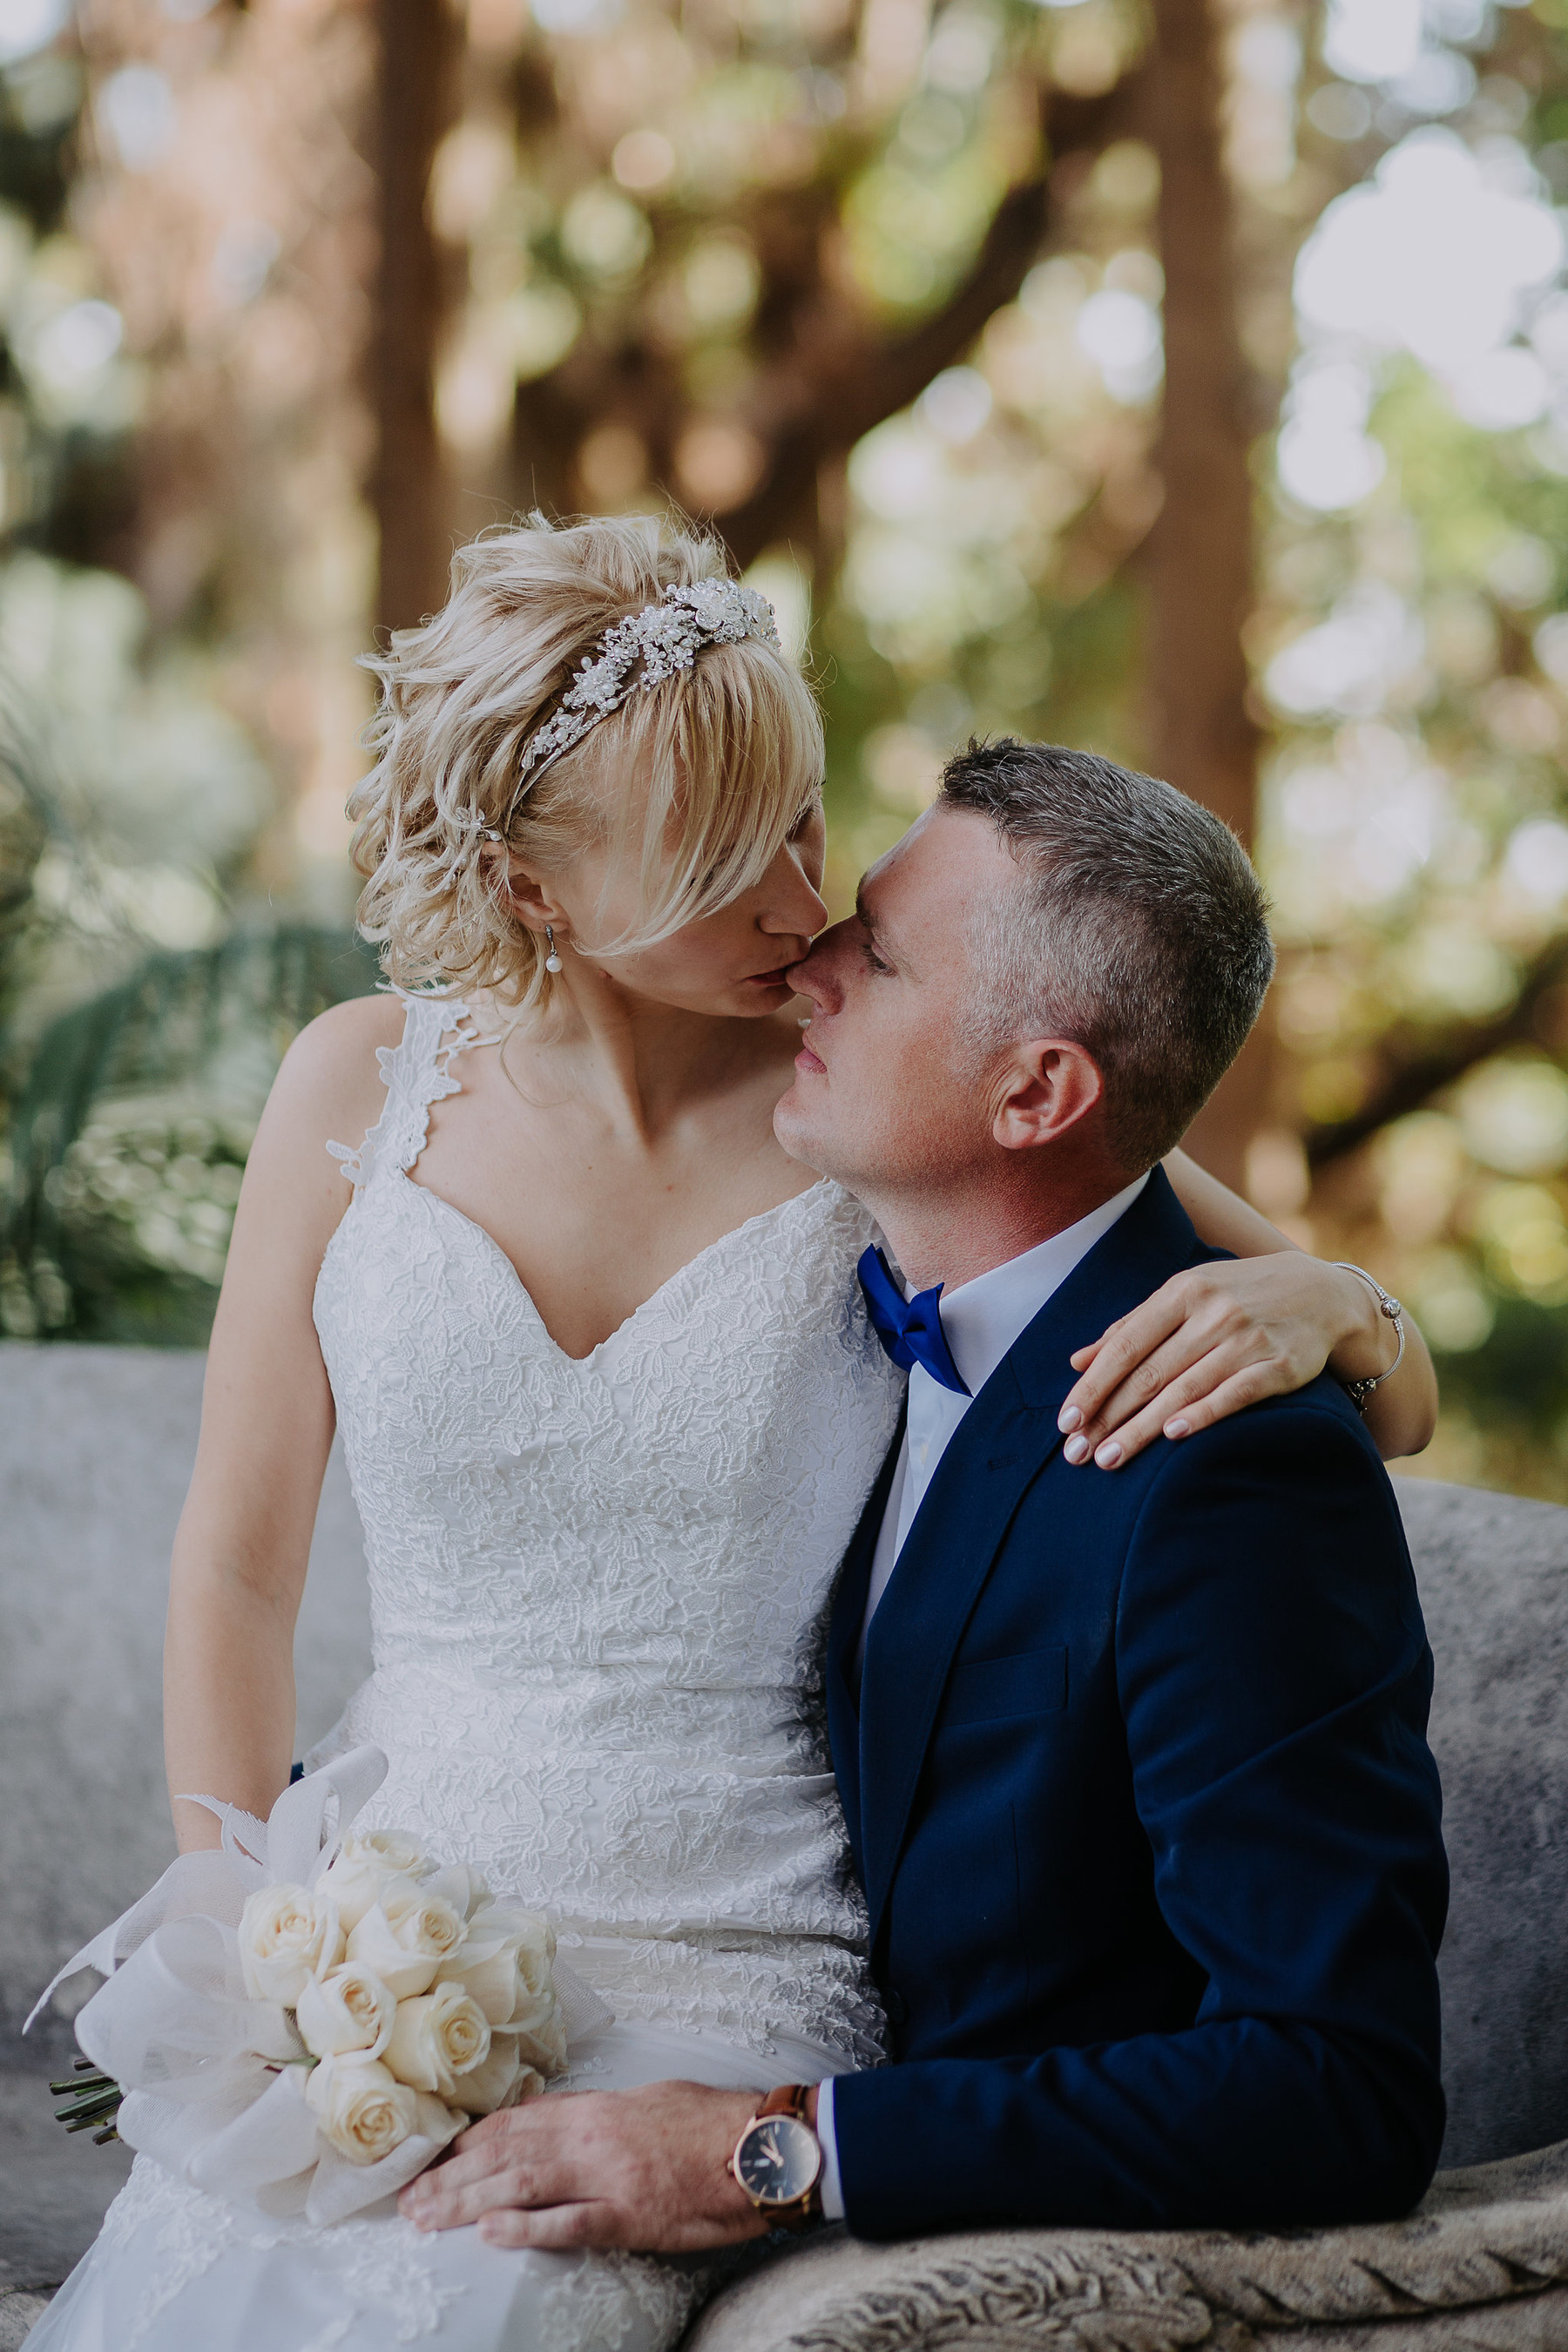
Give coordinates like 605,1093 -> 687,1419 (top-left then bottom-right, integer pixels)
759,855 -> 828,945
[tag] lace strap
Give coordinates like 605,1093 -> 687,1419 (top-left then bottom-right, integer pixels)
328,991 -> 497,1191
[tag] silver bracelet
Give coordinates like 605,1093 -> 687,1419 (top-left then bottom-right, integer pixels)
1332,1263 -> 1405,1413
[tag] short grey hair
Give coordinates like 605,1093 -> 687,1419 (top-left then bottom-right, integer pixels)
942,739 -> 1274,1173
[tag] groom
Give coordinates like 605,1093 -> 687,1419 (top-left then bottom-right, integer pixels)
403,740 -> 1448,2249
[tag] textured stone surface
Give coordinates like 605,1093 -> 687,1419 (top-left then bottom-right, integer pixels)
1396,1475 -> 1568,2167
688,2141 -> 1568,2351
0,2293 -> 51,2352
0,2065 -> 132,2288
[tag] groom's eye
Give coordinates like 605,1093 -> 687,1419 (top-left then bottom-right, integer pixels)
861,942 -> 892,976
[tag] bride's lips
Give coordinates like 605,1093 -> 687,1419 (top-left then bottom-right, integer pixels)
740,966 -> 794,990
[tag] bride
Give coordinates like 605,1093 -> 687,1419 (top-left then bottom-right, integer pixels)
29,514 -> 1435,2352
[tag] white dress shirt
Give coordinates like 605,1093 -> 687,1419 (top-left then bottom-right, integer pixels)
817,1171 -> 1149,2219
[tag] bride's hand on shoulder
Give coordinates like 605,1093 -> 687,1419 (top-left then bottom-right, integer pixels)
1058,1152 -> 1438,1470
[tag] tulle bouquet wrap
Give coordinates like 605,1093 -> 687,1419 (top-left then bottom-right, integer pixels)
25,1747 -> 611,2226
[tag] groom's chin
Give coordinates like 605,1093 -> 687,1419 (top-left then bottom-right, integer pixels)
773,1083 -> 828,1172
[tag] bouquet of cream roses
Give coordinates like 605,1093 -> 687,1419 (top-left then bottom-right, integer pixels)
26,1748 -> 610,2226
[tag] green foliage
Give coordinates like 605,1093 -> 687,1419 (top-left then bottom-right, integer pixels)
2,927 -> 381,1346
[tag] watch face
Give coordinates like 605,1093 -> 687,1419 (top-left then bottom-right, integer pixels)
734,2112 -> 821,2207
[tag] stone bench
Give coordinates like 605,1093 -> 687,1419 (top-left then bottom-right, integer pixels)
5,1342 -> 1568,2347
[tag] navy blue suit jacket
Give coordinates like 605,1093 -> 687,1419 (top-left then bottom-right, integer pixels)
826,1169 -> 1448,2239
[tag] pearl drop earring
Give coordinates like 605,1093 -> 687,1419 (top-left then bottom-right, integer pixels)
544,924 -> 564,975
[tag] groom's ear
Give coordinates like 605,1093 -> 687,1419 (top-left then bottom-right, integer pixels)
990,1039 -> 1105,1154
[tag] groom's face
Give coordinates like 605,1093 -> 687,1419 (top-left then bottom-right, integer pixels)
775,803 -> 1011,1190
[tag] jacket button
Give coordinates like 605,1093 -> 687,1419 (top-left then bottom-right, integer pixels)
885,1990 -> 908,2025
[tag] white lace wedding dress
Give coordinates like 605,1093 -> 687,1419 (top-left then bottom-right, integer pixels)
29,996 -> 902,2352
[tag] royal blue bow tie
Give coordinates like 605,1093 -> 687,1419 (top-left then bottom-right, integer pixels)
857,1247 -> 970,1397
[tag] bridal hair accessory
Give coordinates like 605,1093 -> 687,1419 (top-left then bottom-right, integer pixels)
26,1748 -> 612,2227
520,578 -> 781,783
473,578 -> 781,851
544,923 -> 563,973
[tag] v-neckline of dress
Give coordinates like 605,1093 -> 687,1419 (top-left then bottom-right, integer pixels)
393,1167 -> 839,1369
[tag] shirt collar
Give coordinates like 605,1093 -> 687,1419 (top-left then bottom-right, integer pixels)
929,1172 -> 1151,1401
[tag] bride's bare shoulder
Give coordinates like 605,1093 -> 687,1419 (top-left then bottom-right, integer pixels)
285,991 -> 406,1076
253,993 -> 406,1173
215,995 -> 409,1290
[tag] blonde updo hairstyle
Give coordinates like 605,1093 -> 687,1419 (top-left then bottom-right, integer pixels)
350,514 -> 825,1011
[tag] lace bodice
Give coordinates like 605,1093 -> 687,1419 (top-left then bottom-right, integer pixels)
309,994 -> 903,2070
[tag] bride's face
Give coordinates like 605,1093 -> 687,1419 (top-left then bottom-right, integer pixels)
517,803 -> 829,1019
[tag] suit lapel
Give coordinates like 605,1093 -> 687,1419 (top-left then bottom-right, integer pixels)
855,1168 -> 1203,1950
826,1404 -> 904,1876
857,1369 -> 1049,1947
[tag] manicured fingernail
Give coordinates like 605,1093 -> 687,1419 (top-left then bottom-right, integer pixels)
1095,1441 -> 1122,1468
1166,1417 -> 1190,1439
1064,1434 -> 1090,1463
1058,1404 -> 1082,1432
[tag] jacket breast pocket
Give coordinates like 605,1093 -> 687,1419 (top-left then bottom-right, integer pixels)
943,1645 -> 1068,1727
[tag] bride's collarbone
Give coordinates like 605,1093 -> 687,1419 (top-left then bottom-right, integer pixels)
405,1079 -> 817,1362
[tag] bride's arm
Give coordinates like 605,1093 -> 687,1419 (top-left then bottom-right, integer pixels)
164,1001 -> 394,1851
1058,1146 -> 1437,1470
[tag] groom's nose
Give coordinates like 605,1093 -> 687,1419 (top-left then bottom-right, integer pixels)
787,919 -> 852,1012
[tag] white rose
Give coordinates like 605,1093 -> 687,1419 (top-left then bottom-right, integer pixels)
295,1963 -> 397,2061
346,1876 -> 468,1999
321,1830 -> 432,1934
384,1982 -> 491,2098
442,1864 -> 493,1921
305,2054 -> 418,2166
451,2034 -> 546,2117
347,1828 -> 432,1878
465,1909 -> 564,2078
437,1907 -> 555,2026
239,1883 -> 345,2006
318,1857 -> 395,1937
512,1914 -> 555,1997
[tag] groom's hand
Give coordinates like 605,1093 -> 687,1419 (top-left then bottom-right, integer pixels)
398,2083 -> 774,2252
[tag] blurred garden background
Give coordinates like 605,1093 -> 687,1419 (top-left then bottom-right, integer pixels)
2,0 -> 1568,1496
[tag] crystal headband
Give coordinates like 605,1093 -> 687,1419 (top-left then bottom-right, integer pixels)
476,577 -> 782,845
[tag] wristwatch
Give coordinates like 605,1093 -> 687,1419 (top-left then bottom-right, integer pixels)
729,2085 -> 823,2230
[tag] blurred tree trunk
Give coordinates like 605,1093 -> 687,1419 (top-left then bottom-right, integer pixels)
510,79 -> 1138,579
1146,0 -> 1267,1193
370,0 -> 461,635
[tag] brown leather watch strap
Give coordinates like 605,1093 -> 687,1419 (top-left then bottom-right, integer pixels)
755,2084 -> 811,2125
